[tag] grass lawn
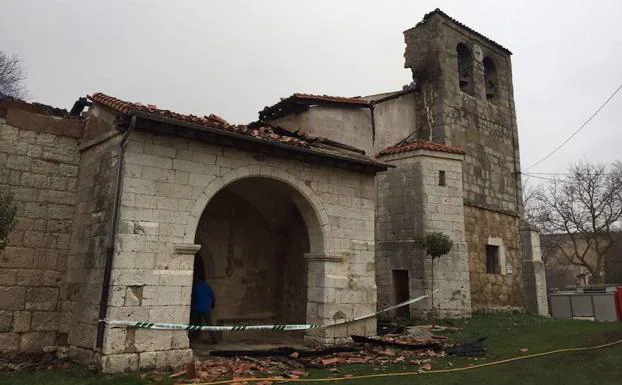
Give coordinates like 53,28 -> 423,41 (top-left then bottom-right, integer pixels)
2,312 -> 622,385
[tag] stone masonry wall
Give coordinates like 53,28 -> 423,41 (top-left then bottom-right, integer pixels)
376,150 -> 470,318
64,131 -> 121,363
404,14 -> 524,309
0,109 -> 82,352
270,106 -> 374,155
465,206 -> 524,309
93,112 -> 378,372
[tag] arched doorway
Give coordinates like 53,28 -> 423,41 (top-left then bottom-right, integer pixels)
189,176 -> 325,348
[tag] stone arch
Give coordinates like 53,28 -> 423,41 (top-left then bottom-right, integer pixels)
456,43 -> 475,96
483,57 -> 498,102
184,165 -> 333,256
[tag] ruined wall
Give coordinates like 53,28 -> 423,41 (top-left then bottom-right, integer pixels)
268,93 -> 418,158
404,14 -> 524,308
0,105 -> 82,353
270,106 -> 374,155
376,150 -> 470,318
369,93 -> 418,154
97,119 -> 378,372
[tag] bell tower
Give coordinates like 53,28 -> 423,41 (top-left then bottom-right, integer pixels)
402,9 -> 526,310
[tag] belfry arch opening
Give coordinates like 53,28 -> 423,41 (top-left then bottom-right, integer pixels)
189,176 -> 324,347
483,57 -> 498,102
456,43 -> 475,96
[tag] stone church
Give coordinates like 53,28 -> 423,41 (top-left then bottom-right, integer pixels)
0,9 -> 546,372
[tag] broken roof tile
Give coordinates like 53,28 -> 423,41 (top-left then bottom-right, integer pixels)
88,93 -> 389,171
259,93 -> 370,121
378,139 -> 465,157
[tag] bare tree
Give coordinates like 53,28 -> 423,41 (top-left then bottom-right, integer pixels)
530,161 -> 622,284
0,51 -> 26,98
522,176 -> 542,225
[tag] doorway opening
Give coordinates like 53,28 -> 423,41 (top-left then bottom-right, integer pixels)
393,269 -> 410,319
190,177 -> 313,350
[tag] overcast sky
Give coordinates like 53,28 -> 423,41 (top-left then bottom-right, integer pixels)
2,0 -> 621,176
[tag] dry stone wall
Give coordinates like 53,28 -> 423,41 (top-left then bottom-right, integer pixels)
0,110 -> 82,352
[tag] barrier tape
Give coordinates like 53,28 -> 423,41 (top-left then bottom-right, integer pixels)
101,290 -> 437,332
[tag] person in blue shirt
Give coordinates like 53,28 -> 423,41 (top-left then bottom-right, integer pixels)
190,268 -> 217,343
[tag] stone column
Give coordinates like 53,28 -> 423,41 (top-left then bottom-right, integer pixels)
305,253 -> 374,344
520,222 -> 549,316
98,243 -> 199,373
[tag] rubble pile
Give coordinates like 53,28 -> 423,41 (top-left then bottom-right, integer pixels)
176,334 -> 448,384
0,348 -> 71,372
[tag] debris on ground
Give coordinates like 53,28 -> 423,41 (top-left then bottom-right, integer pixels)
377,322 -> 405,336
177,335 -> 450,384
0,348 -> 72,372
443,337 -> 487,356
350,334 -> 441,350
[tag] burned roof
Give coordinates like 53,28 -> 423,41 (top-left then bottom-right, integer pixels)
0,95 -> 76,119
89,93 -> 390,173
410,8 -> 512,55
259,93 -> 370,122
378,138 -> 465,157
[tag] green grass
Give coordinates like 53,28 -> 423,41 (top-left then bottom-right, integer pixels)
303,312 -> 622,385
2,313 -> 622,385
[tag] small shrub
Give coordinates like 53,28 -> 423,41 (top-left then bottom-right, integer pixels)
0,191 -> 17,250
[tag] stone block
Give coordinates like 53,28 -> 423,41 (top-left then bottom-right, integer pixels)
0,311 -> 13,332
0,333 -> 20,353
0,287 -> 26,310
100,353 -> 139,373
139,351 -> 157,370
149,306 -> 187,324
144,143 -> 176,158
20,172 -> 50,188
1,247 -> 35,268
155,349 -> 192,369
13,311 -> 31,332
25,287 -> 59,310
38,190 -> 76,205
22,231 -> 48,248
102,328 -> 127,354
171,330 -> 189,349
31,159 -> 58,175
58,164 -> 79,177
124,178 -> 155,195
107,306 -> 149,322
7,155 -> 32,171
133,329 -> 172,352
41,147 -> 78,164
134,194 -> 158,209
34,133 -> 57,147
16,269 -> 42,286
47,204 -> 73,219
0,269 -> 18,285
125,152 -> 172,170
154,182 -> 192,199
30,311 -> 61,331
21,331 -> 56,351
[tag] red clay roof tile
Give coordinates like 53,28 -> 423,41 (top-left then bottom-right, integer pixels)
88,93 -> 387,169
378,139 -> 465,157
